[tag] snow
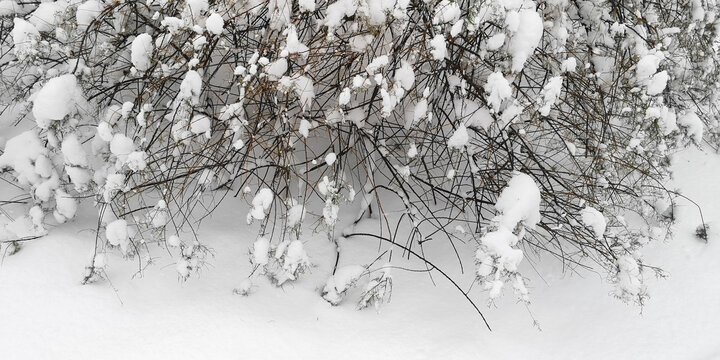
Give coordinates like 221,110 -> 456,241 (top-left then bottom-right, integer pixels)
432,0 -> 461,25
325,152 -> 337,166
0,148 -> 719,358
0,130 -> 49,187
447,123 -> 469,150
2,0 -> 720,356
484,71 -> 512,113
248,188 -> 274,222
205,13 -> 224,34
28,1 -> 65,32
646,70 -> 668,96
281,240 -> 310,279
110,134 -> 134,156
131,33 -> 154,71
677,111 -> 704,143
322,264 -> 366,305
284,26 -> 309,55
394,61 -> 414,90
286,204 -> 305,228
32,74 -> 86,129
538,76 -> 563,116
267,0 -> 291,30
121,102 -> 133,119
410,98 -> 428,127
338,87 -> 351,105
105,219 -> 129,253
61,133 -> 88,167
189,114 -> 211,138
480,228 -> 523,267
292,75 -> 314,111
0,1 -> 19,16
455,99 -> 492,130
178,70 -> 203,104
160,16 -> 184,33
125,151 -> 147,171
407,143 -> 418,158
11,18 -> 39,57
349,34 -> 374,52
298,0 -> 315,12
298,119 -> 312,138
450,19 -> 464,37
167,234 -> 181,247
580,206 -> 606,238
429,34 -> 447,60
252,237 -> 270,267
508,8 -> 543,72
265,58 -> 287,80
365,55 -> 389,75
494,171 -> 541,230
102,173 -> 125,201
646,106 -> 678,136
54,189 -> 77,223
183,0 -> 208,19
65,166 -> 91,191
635,53 -> 663,80
198,169 -> 214,185
561,57 -> 577,72
76,0 -> 103,27
486,33 -> 506,51
96,121 -> 113,141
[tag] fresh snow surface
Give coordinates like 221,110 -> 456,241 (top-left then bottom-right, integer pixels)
0,148 -> 719,359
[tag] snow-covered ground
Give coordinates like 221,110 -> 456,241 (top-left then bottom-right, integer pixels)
1,147 -> 718,360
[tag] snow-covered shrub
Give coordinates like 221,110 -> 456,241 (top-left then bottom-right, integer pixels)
0,0 -> 719,323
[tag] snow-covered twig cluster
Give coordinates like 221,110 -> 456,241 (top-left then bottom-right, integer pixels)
0,0 -> 718,318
